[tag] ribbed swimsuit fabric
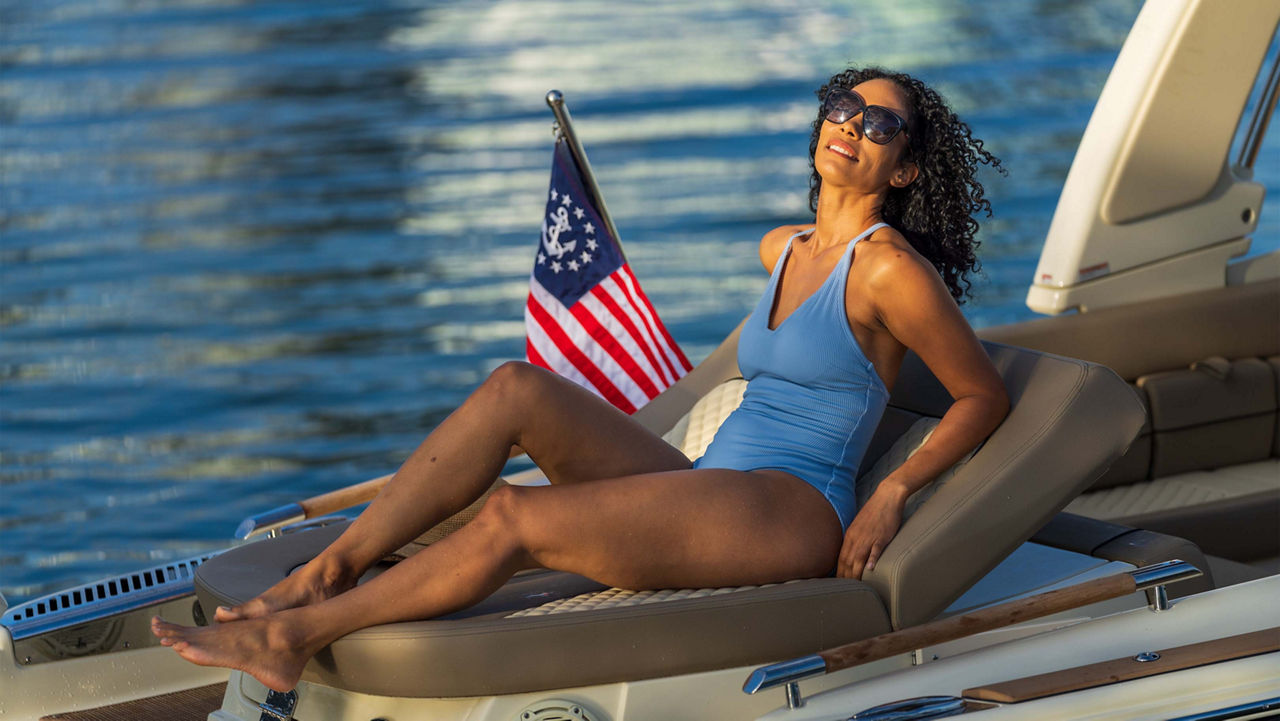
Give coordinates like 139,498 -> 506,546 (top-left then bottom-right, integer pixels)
692,223 -> 892,530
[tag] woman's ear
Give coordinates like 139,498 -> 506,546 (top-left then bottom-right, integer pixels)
891,161 -> 919,188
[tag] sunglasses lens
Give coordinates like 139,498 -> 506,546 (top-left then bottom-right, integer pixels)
823,90 -> 864,125
862,106 -> 901,144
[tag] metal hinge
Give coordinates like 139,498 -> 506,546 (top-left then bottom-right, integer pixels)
258,689 -> 298,721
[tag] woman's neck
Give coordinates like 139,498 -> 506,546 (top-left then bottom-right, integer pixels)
811,185 -> 888,252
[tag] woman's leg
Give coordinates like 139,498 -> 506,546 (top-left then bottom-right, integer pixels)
154,467 -> 843,692
216,361 -> 693,621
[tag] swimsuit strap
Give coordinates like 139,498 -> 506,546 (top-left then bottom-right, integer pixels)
842,222 -> 891,260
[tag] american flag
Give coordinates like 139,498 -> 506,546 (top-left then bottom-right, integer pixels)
525,138 -> 692,413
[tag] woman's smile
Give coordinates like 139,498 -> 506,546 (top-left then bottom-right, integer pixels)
826,138 -> 858,161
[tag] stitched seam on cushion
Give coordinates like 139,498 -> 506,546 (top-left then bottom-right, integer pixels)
1149,409 -> 1277,433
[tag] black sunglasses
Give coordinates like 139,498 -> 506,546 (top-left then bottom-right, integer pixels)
821,88 -> 909,145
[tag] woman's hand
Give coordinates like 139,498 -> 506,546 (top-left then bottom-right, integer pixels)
837,482 -> 907,579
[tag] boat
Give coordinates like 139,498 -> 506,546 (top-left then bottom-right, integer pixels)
2,0 -> 1276,719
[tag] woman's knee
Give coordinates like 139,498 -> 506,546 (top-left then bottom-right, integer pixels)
473,484 -> 529,538
477,361 -> 555,407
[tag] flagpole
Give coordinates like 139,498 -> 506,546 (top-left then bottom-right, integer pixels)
545,90 -> 625,259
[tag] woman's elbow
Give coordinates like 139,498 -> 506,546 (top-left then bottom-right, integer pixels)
986,384 -> 1010,428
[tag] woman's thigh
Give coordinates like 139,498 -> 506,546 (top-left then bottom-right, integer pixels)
494,362 -> 693,484
501,467 -> 844,589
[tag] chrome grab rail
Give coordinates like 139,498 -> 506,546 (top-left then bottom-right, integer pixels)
743,560 -> 1203,709
849,695 -> 967,720
235,503 -> 306,540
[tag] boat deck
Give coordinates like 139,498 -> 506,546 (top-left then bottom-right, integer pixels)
40,683 -> 226,721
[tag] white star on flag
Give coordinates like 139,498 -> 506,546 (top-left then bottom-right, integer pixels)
537,252 -> 546,265
550,189 -> 558,201
586,238 -> 598,251
584,222 -> 595,234
551,261 -> 562,273
561,195 -> 572,207
574,207 -> 585,220
568,259 -> 580,271
580,250 -> 592,264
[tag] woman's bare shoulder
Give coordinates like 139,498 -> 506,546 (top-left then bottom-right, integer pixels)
759,223 -> 813,271
857,227 -> 940,285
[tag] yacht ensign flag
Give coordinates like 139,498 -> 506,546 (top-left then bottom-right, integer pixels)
525,139 -> 692,413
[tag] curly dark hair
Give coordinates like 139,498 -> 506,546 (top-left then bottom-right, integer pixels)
808,67 -> 1004,303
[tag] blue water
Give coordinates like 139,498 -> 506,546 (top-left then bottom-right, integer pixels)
2,0 -> 1276,605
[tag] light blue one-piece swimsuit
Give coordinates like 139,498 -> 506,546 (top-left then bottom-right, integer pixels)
693,223 -> 892,530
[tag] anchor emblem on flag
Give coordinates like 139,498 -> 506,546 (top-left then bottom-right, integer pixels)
541,205 -> 576,259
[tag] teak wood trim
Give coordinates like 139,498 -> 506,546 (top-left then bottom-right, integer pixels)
299,473 -> 393,518
963,627 -> 1280,703
296,449 -> 528,519
819,572 -> 1137,673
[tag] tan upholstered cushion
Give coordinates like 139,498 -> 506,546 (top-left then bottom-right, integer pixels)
1269,355 -> 1280,455
1089,382 -> 1152,490
856,416 -> 975,518
1066,459 -> 1280,520
660,377 -> 746,460
1140,358 -> 1277,477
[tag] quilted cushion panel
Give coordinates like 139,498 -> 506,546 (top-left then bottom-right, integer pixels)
1065,459 -> 1280,520
660,378 -> 747,460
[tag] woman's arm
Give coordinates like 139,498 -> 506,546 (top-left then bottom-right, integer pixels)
837,249 -> 1009,579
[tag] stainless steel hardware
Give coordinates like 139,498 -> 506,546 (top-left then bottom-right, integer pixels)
742,654 -> 825,708
1165,695 -> 1280,721
1131,559 -> 1201,612
258,689 -> 298,721
235,503 -> 306,540
848,695 -> 966,720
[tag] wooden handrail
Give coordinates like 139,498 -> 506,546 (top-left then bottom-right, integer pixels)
744,561 -> 1202,698
820,572 -> 1136,673
298,473 -> 393,519
236,446 -> 531,538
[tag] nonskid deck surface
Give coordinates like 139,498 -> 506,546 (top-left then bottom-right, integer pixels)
39,683 -> 225,721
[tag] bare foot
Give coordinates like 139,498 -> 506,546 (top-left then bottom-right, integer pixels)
152,614 -> 317,693
215,557 -> 357,622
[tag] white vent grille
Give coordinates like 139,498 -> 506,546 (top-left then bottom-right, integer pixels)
2,552 -> 220,639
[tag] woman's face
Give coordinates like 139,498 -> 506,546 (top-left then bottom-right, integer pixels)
814,78 -> 917,195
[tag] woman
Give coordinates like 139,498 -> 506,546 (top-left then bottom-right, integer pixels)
151,66 -> 1010,693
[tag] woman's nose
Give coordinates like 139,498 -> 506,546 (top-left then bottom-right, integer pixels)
839,115 -> 864,140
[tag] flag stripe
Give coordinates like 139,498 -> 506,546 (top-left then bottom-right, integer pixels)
569,300 -> 662,399
597,275 -> 677,386
525,303 -> 597,393
527,284 -> 642,412
527,299 -> 637,414
531,283 -> 650,409
585,285 -> 670,390
611,268 -> 681,382
619,265 -> 693,373
625,266 -> 692,372
525,336 -> 549,369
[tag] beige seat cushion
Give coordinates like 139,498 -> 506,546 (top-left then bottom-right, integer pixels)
1066,459 -> 1280,520
857,416 -> 976,518
1139,357 -> 1276,477
660,377 -> 746,459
